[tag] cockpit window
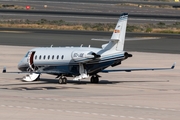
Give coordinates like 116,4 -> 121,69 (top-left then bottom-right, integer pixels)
25,51 -> 30,57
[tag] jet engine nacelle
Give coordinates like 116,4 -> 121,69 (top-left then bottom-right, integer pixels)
124,52 -> 132,58
72,50 -> 100,62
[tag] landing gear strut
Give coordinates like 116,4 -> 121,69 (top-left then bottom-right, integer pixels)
90,75 -> 99,83
58,76 -> 67,84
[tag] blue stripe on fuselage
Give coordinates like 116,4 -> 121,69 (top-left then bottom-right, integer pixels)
42,55 -> 124,75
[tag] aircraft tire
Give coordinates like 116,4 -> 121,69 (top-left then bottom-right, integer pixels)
90,76 -> 99,83
59,78 -> 63,84
95,77 -> 99,83
90,76 -> 94,83
62,77 -> 67,84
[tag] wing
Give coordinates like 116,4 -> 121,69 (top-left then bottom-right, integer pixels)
101,63 -> 176,73
2,67 -> 66,75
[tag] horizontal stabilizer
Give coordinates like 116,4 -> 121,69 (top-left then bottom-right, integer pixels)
125,37 -> 160,41
91,39 -> 119,41
92,37 -> 160,42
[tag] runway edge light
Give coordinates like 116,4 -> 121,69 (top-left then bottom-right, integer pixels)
26,5 -> 30,10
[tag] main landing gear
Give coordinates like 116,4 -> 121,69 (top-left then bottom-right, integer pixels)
58,76 -> 67,84
90,75 -> 99,83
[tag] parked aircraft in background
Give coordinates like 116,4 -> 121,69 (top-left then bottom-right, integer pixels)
3,13 -> 175,84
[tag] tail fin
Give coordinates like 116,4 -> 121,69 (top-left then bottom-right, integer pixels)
99,13 -> 128,51
111,13 -> 128,51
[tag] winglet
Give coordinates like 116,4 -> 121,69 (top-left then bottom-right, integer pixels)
171,62 -> 176,69
2,67 -> 6,73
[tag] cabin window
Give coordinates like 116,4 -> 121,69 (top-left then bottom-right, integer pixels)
39,55 -> 41,60
61,55 -> 64,59
43,55 -> 46,59
52,55 -> 54,60
35,55 -> 37,60
57,55 -> 59,59
48,55 -> 50,59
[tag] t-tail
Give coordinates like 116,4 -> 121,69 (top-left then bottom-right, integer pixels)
92,13 -> 128,51
110,13 -> 128,51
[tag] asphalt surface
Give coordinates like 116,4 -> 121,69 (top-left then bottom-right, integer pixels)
1,0 -> 180,6
1,9 -> 180,19
0,0 -> 180,23
0,29 -> 179,54
0,46 -> 179,120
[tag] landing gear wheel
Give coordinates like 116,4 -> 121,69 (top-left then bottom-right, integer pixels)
62,77 -> 67,84
94,77 -> 99,83
59,78 -> 63,84
59,77 -> 67,84
90,77 -> 94,83
90,75 -> 99,83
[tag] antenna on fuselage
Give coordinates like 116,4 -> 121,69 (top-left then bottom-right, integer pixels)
50,45 -> 53,47
80,44 -> 83,47
88,45 -> 91,48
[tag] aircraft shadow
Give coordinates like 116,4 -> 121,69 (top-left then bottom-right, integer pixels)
0,77 -> 168,87
0,78 -> 169,91
68,80 -> 168,85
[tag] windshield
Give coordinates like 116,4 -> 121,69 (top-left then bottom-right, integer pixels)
25,51 -> 30,57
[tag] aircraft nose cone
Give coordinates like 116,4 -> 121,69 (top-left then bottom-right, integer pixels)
18,60 -> 23,70
18,58 -> 28,71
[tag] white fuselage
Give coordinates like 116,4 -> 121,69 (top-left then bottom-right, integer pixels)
18,46 -> 126,76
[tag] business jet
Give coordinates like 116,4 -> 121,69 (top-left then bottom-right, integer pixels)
3,13 -> 175,84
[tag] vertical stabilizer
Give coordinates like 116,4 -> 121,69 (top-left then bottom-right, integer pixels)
111,13 -> 128,51
101,13 -> 128,51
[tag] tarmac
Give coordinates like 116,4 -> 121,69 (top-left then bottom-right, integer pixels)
0,0 -> 179,119
0,30 -> 179,54
0,0 -> 179,24
0,44 -> 179,120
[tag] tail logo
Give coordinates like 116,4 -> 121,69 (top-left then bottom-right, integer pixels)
114,29 -> 120,33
